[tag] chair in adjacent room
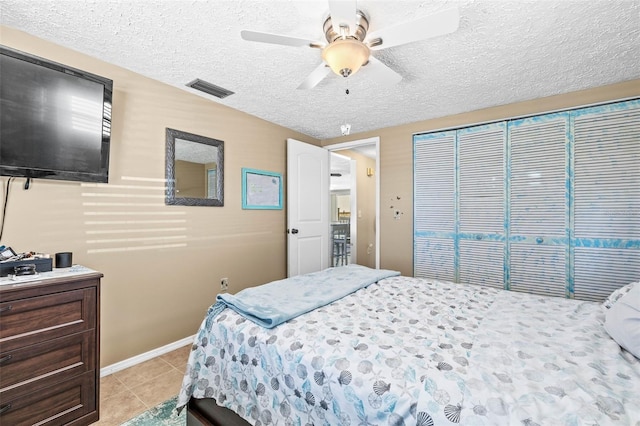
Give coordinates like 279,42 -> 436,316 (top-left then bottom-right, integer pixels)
332,223 -> 350,266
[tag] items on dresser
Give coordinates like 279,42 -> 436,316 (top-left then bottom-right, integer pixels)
0,257 -> 53,277
55,252 -> 73,268
0,246 -> 17,260
0,267 -> 102,425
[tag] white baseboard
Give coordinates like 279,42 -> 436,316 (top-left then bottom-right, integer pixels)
100,335 -> 194,377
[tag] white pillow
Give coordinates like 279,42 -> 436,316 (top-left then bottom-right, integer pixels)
602,282 -> 637,312
604,283 -> 640,358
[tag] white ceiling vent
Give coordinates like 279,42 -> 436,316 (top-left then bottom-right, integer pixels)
186,79 -> 234,99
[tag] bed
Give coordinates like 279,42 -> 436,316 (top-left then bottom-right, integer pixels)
177,265 -> 640,425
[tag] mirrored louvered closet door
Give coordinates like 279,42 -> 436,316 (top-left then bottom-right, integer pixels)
508,114 -> 569,296
573,105 -> 640,301
458,123 -> 505,288
414,131 -> 455,281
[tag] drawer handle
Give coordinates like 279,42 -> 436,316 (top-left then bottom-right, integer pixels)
0,355 -> 12,365
0,305 -> 12,314
0,403 -> 11,415
536,237 -> 544,244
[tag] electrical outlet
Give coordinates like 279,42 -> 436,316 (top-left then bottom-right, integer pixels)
220,277 -> 229,292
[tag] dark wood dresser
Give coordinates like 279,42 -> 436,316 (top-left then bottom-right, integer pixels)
0,268 -> 102,425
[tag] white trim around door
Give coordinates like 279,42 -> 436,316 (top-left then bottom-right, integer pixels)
326,137 -> 380,269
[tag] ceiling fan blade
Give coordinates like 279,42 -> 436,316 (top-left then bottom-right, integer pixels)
363,56 -> 402,86
368,7 -> 460,50
328,0 -> 357,36
241,30 -> 319,48
297,62 -> 331,90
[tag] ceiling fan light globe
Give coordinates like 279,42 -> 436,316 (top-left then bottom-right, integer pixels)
322,39 -> 370,78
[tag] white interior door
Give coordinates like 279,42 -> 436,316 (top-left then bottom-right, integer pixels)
287,139 -> 329,277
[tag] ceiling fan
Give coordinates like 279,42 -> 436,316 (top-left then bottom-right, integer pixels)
240,0 -> 460,90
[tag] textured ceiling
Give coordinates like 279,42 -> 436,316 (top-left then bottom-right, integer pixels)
2,0 -> 639,140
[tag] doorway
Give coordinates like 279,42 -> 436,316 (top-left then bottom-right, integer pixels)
328,137 -> 380,269
330,153 -> 356,266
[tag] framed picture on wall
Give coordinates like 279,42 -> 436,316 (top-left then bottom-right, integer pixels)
241,168 -> 283,210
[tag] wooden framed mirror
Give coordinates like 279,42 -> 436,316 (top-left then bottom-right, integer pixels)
165,128 -> 224,206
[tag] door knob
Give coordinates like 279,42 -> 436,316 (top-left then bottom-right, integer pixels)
291,228 -> 299,234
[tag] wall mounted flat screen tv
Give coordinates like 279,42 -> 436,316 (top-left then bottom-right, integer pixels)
0,46 -> 112,183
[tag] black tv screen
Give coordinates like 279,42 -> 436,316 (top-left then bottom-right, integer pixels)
0,46 -> 112,183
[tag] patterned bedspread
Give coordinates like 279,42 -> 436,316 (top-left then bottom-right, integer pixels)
177,276 -> 640,425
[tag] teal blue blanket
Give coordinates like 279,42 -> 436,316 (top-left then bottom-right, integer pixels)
208,264 -> 400,329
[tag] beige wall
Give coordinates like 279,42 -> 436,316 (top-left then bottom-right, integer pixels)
0,26 -> 319,366
322,80 -> 640,276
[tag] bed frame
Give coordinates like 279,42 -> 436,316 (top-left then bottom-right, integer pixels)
186,398 -> 250,426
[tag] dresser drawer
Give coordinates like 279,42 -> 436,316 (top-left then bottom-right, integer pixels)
0,287 -> 96,353
0,370 -> 97,426
0,330 -> 95,400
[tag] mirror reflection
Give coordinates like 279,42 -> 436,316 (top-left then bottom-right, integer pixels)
165,128 -> 224,206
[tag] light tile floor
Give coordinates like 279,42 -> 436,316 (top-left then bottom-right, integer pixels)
94,343 -> 191,425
